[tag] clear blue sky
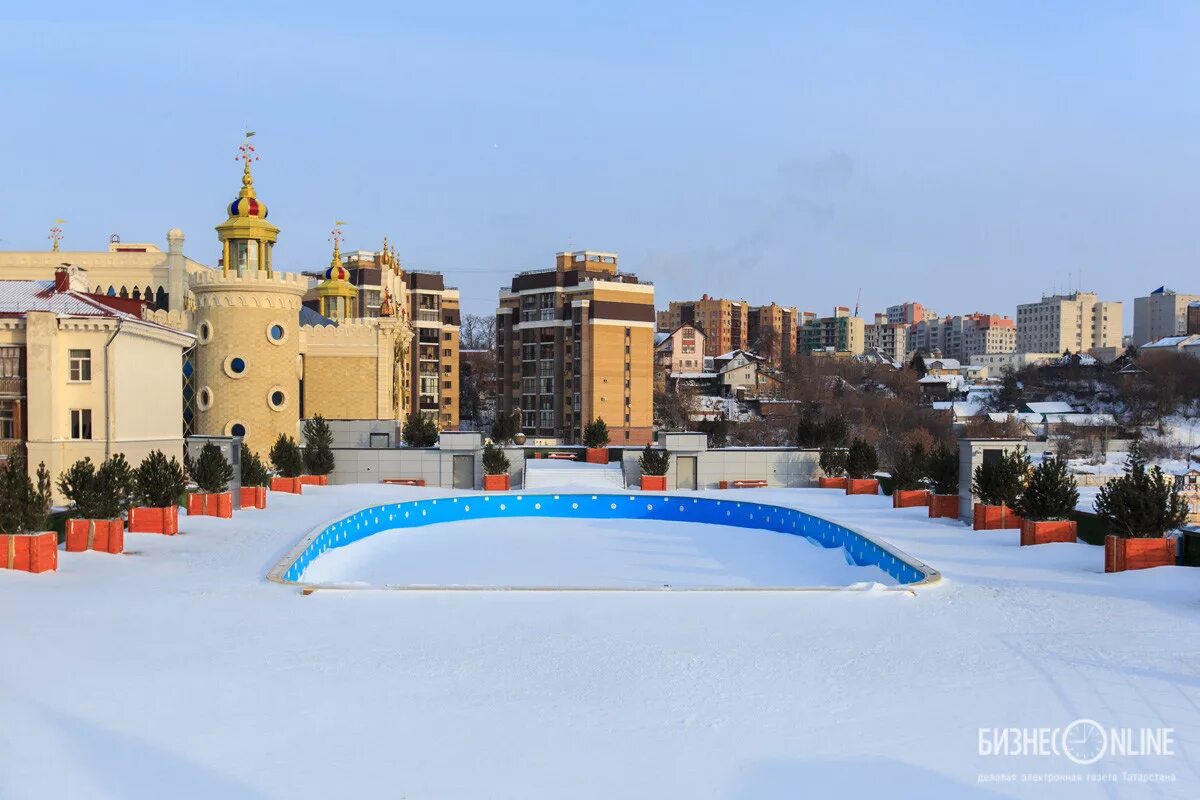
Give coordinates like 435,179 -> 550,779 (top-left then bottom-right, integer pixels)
3,1 -> 1198,326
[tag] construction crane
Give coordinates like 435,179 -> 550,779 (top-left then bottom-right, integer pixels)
853,288 -> 862,318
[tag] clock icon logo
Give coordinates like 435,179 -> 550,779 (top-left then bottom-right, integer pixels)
1062,719 -> 1107,765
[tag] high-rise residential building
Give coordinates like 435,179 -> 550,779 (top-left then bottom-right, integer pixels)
1133,287 -> 1200,346
865,313 -> 910,364
906,315 -> 942,356
747,303 -> 799,366
496,250 -> 655,445
1016,292 -> 1122,354
886,302 -> 931,325
801,307 -> 865,355
941,313 -> 1016,361
403,271 -> 460,430
665,296 -> 748,356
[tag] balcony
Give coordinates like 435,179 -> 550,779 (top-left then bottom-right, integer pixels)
415,309 -> 440,323
0,438 -> 22,458
0,376 -> 24,398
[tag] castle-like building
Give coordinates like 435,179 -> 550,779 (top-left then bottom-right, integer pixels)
0,152 -> 426,459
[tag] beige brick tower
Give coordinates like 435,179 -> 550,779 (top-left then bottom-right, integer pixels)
191,143 -> 308,457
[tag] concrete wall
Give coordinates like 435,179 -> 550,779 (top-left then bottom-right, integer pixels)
620,446 -> 821,489
327,445 -> 525,489
307,418 -> 398,448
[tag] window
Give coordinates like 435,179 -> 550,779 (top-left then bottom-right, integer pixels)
0,400 -> 15,439
198,321 -> 213,344
69,349 -> 92,381
443,332 -> 451,341
443,380 -> 452,389
0,347 -> 21,378
269,324 -> 285,341
443,348 -> 451,357
269,389 -> 286,409
443,365 -> 451,373
230,423 -> 246,438
70,409 -> 92,440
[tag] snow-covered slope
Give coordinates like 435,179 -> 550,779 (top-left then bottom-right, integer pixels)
523,458 -> 626,490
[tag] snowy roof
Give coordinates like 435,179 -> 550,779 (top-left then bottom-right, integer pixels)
1043,412 -> 1117,426
1024,401 -> 1075,415
0,279 -> 192,340
0,279 -> 147,320
918,375 -> 951,384
1144,335 -> 1200,349
672,372 -> 718,380
654,332 -> 670,346
926,358 -> 961,370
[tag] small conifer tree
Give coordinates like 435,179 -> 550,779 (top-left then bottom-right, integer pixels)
638,445 -> 670,476
192,442 -> 234,494
927,444 -> 959,496
481,443 -> 511,476
1014,455 -> 1079,521
845,438 -> 879,480
270,434 -> 305,478
241,449 -> 270,488
972,448 -> 1029,507
302,415 -> 336,476
819,444 -> 848,478
134,450 -> 188,508
1094,440 -> 1189,538
583,418 -> 610,448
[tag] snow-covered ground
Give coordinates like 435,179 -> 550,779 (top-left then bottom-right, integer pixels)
301,516 -> 894,589
2,483 -> 1198,799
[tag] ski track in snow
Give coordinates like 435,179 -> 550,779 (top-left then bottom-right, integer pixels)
1,483 -> 1198,799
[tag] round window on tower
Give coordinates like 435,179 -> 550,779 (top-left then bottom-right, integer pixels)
197,321 -> 213,344
229,422 -> 246,438
266,320 -> 288,346
267,386 -> 288,411
197,386 -> 213,411
224,355 -> 247,378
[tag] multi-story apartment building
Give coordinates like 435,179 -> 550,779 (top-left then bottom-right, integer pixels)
747,303 -> 799,366
886,302 -> 931,325
496,251 -> 655,445
403,271 -> 460,430
941,313 -> 1015,361
664,296 -> 748,357
865,313 -> 909,364
907,315 -> 942,356
1133,287 -> 1200,346
801,307 -> 865,355
1016,292 -> 1122,354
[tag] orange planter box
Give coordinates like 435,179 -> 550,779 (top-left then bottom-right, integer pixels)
846,478 -> 879,495
585,447 -> 609,464
818,477 -> 847,490
129,506 -> 179,535
1105,535 -> 1176,572
299,475 -> 329,487
973,504 -> 1022,531
1,531 -> 57,573
482,474 -> 510,491
892,489 -> 930,508
65,519 -> 125,554
271,477 -> 303,494
239,486 -> 267,510
187,492 -> 233,518
640,475 -> 667,491
1020,519 -> 1077,546
928,494 -> 960,519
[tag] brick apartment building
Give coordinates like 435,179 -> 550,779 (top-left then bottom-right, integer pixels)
496,251 -> 655,445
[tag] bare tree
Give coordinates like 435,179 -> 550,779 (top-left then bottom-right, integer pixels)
460,314 -> 497,351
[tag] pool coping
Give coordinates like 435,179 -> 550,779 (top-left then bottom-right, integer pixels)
266,492 -> 943,593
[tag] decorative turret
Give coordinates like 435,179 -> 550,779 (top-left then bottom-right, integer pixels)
315,221 -> 357,321
215,135 -> 279,276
